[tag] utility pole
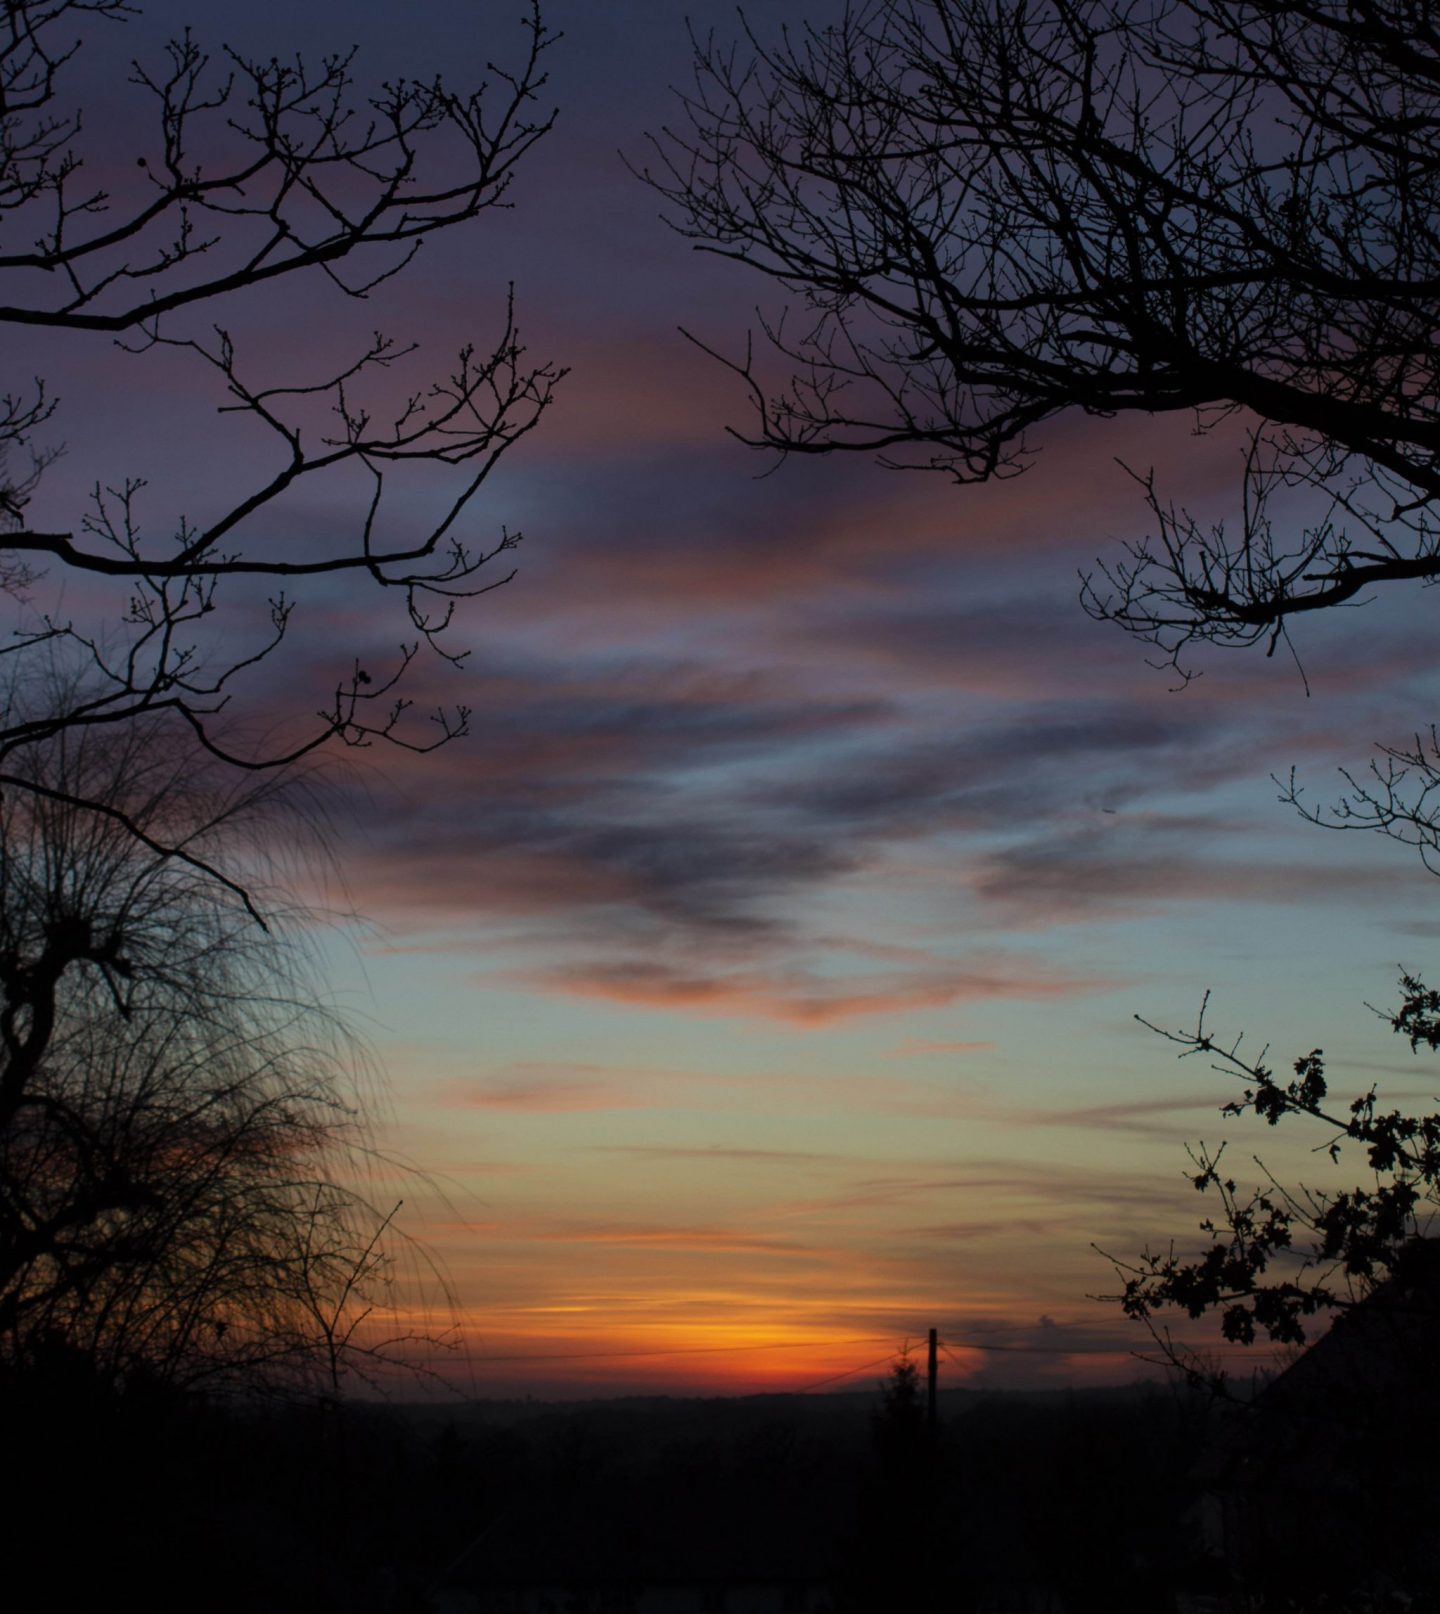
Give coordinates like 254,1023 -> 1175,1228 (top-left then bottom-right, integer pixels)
927,1327 -> 938,1432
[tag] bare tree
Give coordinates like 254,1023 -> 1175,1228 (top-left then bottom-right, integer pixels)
0,0 -> 562,850
0,695 -> 431,1395
643,1 -> 1439,663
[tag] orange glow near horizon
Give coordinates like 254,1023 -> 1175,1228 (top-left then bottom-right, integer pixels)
350,1069 -> 1341,1401
8,0 -> 1429,1432
351,1284 -> 1182,1400
354,1313 -> 1171,1400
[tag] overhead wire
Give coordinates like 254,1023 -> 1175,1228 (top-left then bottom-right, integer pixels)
941,1337 -> 1290,1362
792,1351 -> 907,1395
942,1338 -> 1120,1359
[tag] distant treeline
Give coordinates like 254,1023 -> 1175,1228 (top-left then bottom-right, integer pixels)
10,1363 -> 1211,1612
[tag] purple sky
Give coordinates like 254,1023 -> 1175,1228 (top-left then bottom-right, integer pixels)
11,0 -> 1440,1396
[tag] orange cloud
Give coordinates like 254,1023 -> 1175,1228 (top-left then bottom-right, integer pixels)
508,958 -> 1112,1025
448,1070 -> 649,1113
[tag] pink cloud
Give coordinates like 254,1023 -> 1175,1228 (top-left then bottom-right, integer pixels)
447,1072 -> 648,1113
506,958 -> 1114,1025
888,1038 -> 997,1057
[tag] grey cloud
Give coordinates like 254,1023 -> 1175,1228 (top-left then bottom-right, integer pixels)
751,701 -> 1258,844
969,821 -> 1412,924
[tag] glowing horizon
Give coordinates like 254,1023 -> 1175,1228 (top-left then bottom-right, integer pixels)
14,0 -> 1438,1402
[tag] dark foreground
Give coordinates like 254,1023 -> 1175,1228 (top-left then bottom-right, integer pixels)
9,1362 -> 1425,1613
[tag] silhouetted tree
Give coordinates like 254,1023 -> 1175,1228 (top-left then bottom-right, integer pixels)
871,1350 -> 929,1462
0,694 -> 425,1395
1109,1044 -> 1440,1614
841,1352 -> 956,1612
1105,974 -> 1440,1368
649,0 -> 1438,647
0,0 -> 561,863
644,0 -> 1440,850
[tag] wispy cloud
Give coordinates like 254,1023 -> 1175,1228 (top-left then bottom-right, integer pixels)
967,823 -> 1412,925
509,957 -> 1112,1025
888,1038 -> 996,1057
585,1143 -> 841,1167
446,1071 -> 651,1113
511,1222 -> 813,1256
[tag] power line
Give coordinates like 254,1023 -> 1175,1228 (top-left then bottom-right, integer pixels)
943,1338 -> 1119,1360
792,1351 -> 905,1395
941,1337 -> 1290,1361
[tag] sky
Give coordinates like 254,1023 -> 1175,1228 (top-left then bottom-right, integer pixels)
12,0 -> 1440,1398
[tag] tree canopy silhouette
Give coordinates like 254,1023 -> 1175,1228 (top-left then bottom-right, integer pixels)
0,0 -> 561,860
645,0 -> 1439,672
1103,974 -> 1440,1374
0,699 -> 425,1395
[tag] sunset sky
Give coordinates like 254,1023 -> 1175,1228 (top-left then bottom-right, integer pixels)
14,0 -> 1440,1398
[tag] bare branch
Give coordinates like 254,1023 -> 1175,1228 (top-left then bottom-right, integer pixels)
642,1 -> 1440,649
0,0 -> 561,848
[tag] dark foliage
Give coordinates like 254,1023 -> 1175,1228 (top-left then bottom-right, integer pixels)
1106,975 -> 1440,1362
0,705 -> 423,1394
840,1355 -> 954,1612
405,1383 -> 1206,1614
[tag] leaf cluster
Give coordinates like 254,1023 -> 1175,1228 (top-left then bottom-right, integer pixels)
1104,977 -> 1440,1364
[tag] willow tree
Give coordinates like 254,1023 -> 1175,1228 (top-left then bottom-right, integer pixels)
0,705 -> 421,1394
